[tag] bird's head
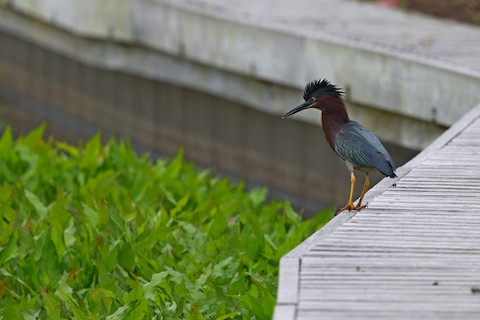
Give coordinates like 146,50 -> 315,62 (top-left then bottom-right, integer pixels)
282,79 -> 344,118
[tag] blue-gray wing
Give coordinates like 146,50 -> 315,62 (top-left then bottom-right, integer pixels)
334,121 -> 396,177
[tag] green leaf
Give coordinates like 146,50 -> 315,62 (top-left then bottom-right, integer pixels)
64,219 -> 76,250
23,124 -> 45,145
0,126 -> 13,156
106,304 -> 130,320
249,187 -> 268,206
2,298 -> 23,319
80,133 -> 102,170
215,311 -> 237,320
42,289 -> 61,320
25,189 -> 47,218
56,141 -> 79,157
0,183 -> 12,202
209,208 -> 227,238
50,217 -> 66,257
123,281 -> 147,320
82,202 -> 99,227
143,272 -> 168,301
118,243 -> 135,270
213,257 -> 239,280
0,206 -> 16,245
284,202 -> 300,223
0,237 -> 22,264
171,194 -> 189,216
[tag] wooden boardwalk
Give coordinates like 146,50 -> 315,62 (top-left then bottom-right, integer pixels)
275,104 -> 480,319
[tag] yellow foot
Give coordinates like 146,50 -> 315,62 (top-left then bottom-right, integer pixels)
353,203 -> 368,211
336,203 -> 368,215
336,203 -> 355,215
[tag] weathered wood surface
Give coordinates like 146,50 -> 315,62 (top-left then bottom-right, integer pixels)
275,104 -> 480,319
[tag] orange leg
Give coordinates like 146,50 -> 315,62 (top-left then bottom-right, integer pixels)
337,172 -> 356,215
355,173 -> 369,210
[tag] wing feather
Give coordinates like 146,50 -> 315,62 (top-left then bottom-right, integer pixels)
334,122 -> 396,177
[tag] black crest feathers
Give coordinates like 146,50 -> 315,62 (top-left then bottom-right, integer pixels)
303,79 -> 343,101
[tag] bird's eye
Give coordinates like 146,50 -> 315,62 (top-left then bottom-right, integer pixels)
310,98 -> 316,103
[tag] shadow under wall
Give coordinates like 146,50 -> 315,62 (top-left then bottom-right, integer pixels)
0,31 -> 418,215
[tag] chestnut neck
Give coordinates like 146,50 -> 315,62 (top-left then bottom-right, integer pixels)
319,96 -> 350,151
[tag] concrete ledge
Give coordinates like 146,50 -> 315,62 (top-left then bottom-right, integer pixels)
6,0 -> 133,40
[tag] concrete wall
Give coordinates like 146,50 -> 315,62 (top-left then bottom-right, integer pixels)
3,0 -> 479,150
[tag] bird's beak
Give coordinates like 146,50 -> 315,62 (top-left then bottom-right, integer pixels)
282,101 -> 316,118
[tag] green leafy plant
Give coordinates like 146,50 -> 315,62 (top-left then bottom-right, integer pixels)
0,126 -> 332,319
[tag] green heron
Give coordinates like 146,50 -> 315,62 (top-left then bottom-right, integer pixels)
283,79 -> 396,213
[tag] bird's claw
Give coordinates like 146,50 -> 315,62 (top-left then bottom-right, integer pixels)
336,204 -> 354,215
353,203 -> 368,211
354,203 -> 368,211
335,202 -> 368,215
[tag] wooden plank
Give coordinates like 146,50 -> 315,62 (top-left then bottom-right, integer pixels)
276,256 -> 300,305
272,305 -> 296,320
274,211 -> 358,319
